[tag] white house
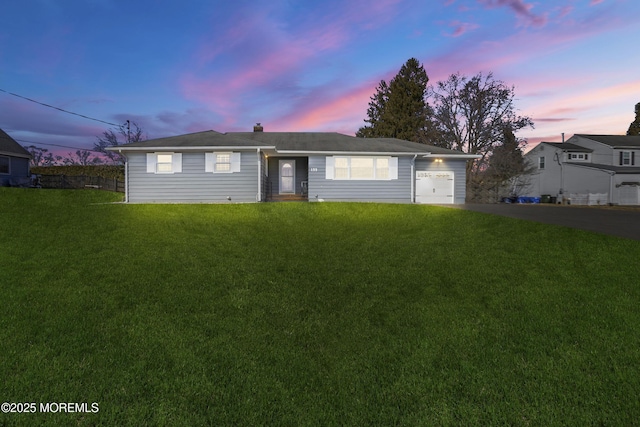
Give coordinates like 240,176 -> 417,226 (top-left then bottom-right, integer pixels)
523,134 -> 640,205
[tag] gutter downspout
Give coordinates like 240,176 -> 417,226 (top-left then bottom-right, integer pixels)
119,149 -> 128,203
125,159 -> 129,203
410,154 -> 417,203
608,170 -> 615,205
257,148 -> 262,202
554,149 -> 565,203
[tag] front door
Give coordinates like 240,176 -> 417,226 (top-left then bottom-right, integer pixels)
279,160 -> 295,194
416,171 -> 454,204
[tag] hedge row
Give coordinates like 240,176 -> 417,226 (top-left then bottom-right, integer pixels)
31,165 -> 125,180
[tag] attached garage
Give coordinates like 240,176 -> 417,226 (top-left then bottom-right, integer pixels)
415,171 -> 454,204
618,183 -> 640,205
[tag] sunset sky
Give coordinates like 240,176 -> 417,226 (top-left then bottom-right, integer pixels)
1,0 -> 639,156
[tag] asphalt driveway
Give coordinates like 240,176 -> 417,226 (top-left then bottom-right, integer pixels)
449,204 -> 640,241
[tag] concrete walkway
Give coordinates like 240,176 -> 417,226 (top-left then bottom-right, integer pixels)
448,204 -> 640,241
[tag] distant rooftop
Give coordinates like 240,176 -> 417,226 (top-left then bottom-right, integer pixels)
544,142 -> 594,152
0,128 -> 31,158
575,134 -> 640,148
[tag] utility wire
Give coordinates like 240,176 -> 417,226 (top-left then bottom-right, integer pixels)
0,88 -> 120,127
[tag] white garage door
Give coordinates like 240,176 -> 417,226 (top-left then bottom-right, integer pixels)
416,171 -> 454,204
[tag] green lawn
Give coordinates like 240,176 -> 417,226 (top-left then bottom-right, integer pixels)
1,188 -> 639,426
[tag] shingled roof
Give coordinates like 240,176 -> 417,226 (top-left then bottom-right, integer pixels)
110,130 -> 267,149
544,142 -> 594,152
0,129 -> 31,158
113,130 -> 475,157
576,134 -> 640,148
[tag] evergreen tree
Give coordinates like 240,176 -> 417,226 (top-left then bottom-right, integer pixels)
627,102 -> 640,136
356,80 -> 389,138
357,58 -> 429,142
466,127 -> 535,202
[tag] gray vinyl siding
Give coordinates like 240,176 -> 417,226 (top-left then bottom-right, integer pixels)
0,156 -> 30,186
307,155 -> 412,203
415,158 -> 468,204
126,151 -> 259,203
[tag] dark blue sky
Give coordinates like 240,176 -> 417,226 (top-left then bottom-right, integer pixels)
2,0 -> 638,155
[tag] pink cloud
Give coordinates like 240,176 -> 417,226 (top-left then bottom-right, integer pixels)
553,81 -> 640,113
446,21 -> 480,37
477,0 -> 548,27
180,0 -> 405,130
556,5 -> 573,18
267,81 -> 378,134
590,0 -> 604,5
534,117 -> 576,123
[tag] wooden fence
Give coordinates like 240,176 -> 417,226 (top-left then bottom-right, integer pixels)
38,174 -> 125,193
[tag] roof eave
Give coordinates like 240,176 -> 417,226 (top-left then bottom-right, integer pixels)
0,150 -> 31,159
107,146 -> 274,152
423,153 -> 481,159
274,150 -> 432,156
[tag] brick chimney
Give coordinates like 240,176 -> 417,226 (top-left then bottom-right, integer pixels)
253,123 -> 263,132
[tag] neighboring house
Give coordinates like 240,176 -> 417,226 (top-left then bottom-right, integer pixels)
0,128 -> 31,187
523,134 -> 640,205
108,126 -> 479,204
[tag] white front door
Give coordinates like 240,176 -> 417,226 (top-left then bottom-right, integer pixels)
416,171 -> 454,204
279,160 -> 295,194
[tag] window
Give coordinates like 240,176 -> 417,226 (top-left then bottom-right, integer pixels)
326,156 -> 397,180
568,153 -> 588,161
156,154 -> 173,173
146,152 -> 182,174
620,151 -> 634,166
205,152 -> 241,173
0,156 -> 9,174
334,157 -> 349,179
376,158 -> 389,179
350,157 -> 374,179
215,153 -> 231,172
538,156 -> 545,169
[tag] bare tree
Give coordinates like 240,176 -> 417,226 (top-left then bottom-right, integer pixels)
428,72 -> 533,174
26,146 -> 61,167
61,150 -> 103,166
94,121 -> 145,164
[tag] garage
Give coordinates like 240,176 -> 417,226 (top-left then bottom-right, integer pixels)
416,171 -> 454,204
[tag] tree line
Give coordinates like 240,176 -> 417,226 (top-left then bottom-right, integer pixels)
26,122 -> 144,167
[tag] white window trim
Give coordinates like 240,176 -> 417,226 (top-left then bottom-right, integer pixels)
568,153 -> 588,161
325,156 -> 398,180
538,156 -> 545,169
206,152 -> 241,173
0,155 -> 10,175
146,152 -> 182,174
